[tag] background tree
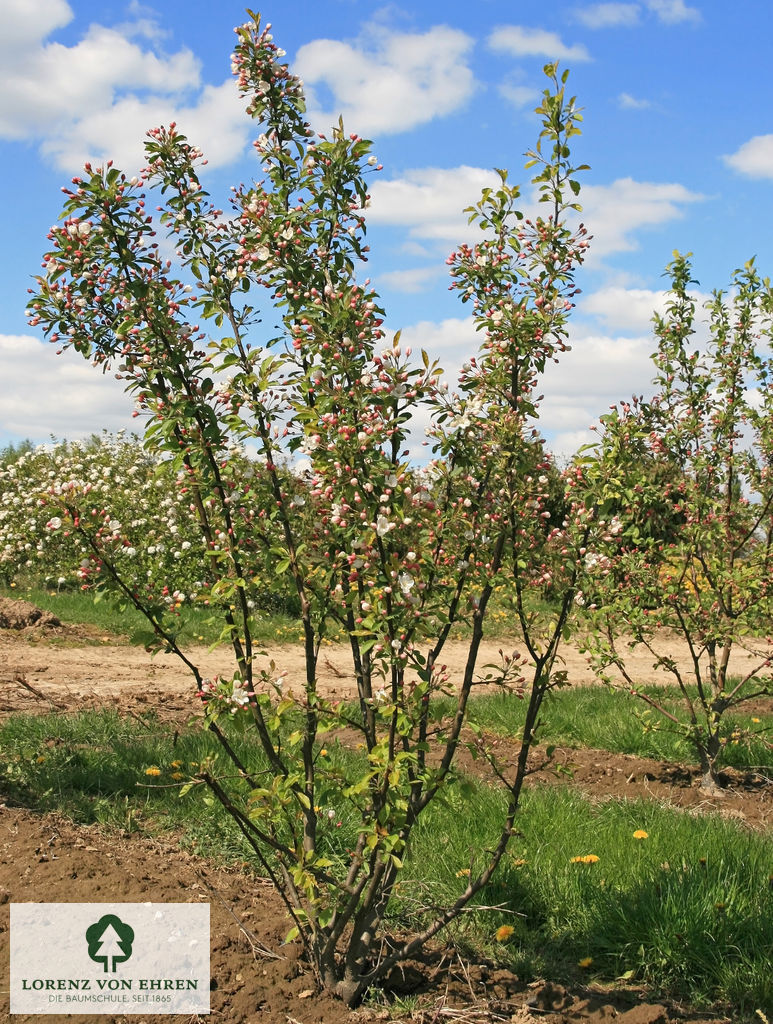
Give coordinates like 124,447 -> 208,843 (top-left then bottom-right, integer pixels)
581,253 -> 773,789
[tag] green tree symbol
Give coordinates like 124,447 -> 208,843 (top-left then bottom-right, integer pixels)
86,914 -> 135,973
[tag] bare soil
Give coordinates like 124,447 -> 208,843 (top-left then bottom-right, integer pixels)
0,602 -> 770,1023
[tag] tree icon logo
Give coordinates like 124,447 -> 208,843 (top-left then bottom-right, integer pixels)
85,914 -> 135,973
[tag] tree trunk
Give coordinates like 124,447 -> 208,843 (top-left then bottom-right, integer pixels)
698,734 -> 723,794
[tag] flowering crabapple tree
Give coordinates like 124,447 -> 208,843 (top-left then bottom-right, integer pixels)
581,254 -> 773,790
28,11 -> 592,1004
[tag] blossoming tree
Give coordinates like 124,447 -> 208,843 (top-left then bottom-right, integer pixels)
581,254 -> 773,790
27,11 -> 592,1003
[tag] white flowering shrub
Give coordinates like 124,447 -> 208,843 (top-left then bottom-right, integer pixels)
0,432 -> 299,622
27,12 -> 594,1005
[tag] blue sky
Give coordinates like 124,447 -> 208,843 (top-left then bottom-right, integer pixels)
2,0 -> 772,457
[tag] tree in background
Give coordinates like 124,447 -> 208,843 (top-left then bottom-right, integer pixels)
582,253 -> 773,789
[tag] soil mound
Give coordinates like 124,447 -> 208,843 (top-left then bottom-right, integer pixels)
0,597 -> 61,630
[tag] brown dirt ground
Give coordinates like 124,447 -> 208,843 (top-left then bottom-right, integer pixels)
0,602 -> 770,1023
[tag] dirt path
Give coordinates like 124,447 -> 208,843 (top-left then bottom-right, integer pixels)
0,620 -> 768,712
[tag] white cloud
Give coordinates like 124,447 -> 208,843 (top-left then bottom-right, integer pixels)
369,168 -> 703,263
581,285 -> 712,332
574,3 -> 641,28
539,328 -> 658,458
581,286 -> 669,331
40,79 -> 249,174
553,329 -> 655,398
578,177 -> 705,260
618,92 -> 651,110
0,335 -> 138,441
367,166 -> 502,244
724,134 -> 773,179
487,26 -> 591,62
295,25 -> 475,137
378,267 -> 442,294
395,318 -> 479,393
0,8 -> 249,173
0,22 -> 200,138
645,0 -> 701,23
1,0 -> 72,48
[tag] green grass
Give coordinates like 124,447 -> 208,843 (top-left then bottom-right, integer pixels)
0,581 -> 307,646
0,578 -> 561,648
0,708 -> 250,859
1,708 -> 771,1017
403,779 -> 773,1015
460,684 -> 773,772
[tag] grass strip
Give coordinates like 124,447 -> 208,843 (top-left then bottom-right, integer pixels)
1,708 -> 771,1016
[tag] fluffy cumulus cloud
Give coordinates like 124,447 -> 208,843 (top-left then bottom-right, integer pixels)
368,168 -> 704,265
580,282 -> 708,329
39,80 -> 248,173
0,335 -> 137,441
578,177 -> 705,261
724,135 -> 773,179
367,166 -> 502,244
0,2 -> 250,172
581,286 -> 670,331
2,0 -> 72,48
540,328 -> 657,458
295,25 -> 475,137
387,315 -> 660,460
397,317 -> 478,364
487,25 -> 591,62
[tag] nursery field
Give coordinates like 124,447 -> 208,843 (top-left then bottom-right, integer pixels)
0,599 -> 771,1024
4,11 -> 773,1020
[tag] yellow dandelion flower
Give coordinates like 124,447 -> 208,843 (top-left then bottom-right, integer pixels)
319,748 -> 328,757
36,756 -> 46,764
495,925 -> 515,942
570,855 -> 599,864
456,868 -> 471,878
171,772 -> 184,780
752,717 -> 761,724
577,957 -> 593,969
633,830 -> 649,840
170,760 -> 182,768
511,858 -> 527,867
144,766 -> 162,777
